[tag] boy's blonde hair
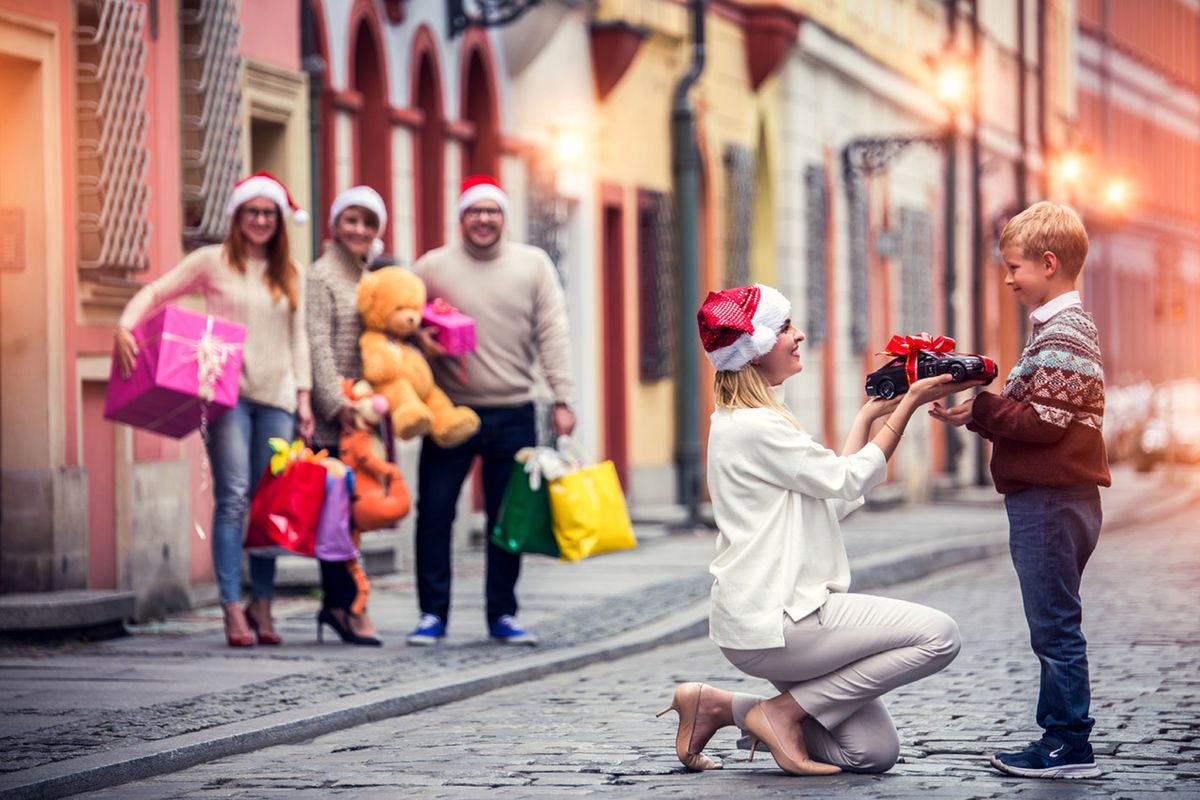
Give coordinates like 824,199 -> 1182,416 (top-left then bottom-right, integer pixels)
713,367 -> 801,430
999,201 -> 1089,279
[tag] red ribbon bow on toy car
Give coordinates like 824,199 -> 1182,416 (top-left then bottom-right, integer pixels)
879,332 -> 956,385
429,298 -> 458,316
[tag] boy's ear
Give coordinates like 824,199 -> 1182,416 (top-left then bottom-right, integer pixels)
1042,250 -> 1060,277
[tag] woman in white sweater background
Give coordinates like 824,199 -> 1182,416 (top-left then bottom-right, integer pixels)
658,284 -> 981,776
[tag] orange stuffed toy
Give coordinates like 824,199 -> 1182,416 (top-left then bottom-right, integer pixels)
340,379 -> 411,532
357,267 -> 480,447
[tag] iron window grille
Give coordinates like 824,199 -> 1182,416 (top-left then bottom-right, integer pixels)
804,164 -> 828,345
722,144 -> 754,289
637,189 -> 676,383
180,0 -> 244,248
75,0 -> 151,272
899,207 -> 934,335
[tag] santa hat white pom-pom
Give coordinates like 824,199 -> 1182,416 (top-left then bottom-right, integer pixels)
370,238 -> 384,259
292,208 -> 309,226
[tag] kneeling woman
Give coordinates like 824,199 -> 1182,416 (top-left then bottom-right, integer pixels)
660,285 -> 978,775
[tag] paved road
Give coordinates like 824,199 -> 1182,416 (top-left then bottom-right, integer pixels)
78,499 -> 1200,798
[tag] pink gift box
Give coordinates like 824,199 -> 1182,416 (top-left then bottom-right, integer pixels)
104,305 -> 245,438
423,298 -> 476,356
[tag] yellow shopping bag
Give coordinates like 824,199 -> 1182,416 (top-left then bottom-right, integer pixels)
547,459 -> 638,561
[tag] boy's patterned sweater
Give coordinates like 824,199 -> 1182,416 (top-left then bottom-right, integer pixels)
968,305 -> 1111,493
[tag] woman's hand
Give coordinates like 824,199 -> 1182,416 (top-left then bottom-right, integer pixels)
906,374 -> 984,406
337,402 -> 358,435
928,398 -> 975,427
297,390 -> 315,442
859,396 -> 902,420
114,327 -> 138,378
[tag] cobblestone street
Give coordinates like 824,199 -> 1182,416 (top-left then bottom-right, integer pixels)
80,501 -> 1200,799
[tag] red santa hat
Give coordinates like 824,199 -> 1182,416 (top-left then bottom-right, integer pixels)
457,175 -> 509,218
329,185 -> 388,259
225,172 -> 309,225
696,284 -> 792,372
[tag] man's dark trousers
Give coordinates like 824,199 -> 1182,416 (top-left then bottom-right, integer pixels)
415,403 -> 536,626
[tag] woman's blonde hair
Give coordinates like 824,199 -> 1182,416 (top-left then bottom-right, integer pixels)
713,366 -> 801,430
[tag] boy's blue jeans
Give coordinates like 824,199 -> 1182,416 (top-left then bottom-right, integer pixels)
1004,484 -> 1102,751
206,398 -> 295,604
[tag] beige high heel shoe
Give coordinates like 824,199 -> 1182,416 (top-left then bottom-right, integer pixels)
744,703 -> 841,776
656,682 -> 723,771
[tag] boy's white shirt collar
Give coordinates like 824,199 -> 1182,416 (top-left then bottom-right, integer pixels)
1031,290 -> 1081,324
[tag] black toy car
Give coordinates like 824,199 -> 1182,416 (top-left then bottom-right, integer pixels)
865,351 -> 998,399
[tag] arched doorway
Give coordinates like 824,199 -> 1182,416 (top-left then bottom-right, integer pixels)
412,29 -> 444,257
350,15 -> 390,242
460,34 -> 499,178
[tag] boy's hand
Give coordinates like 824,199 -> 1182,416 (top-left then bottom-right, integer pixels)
929,398 -> 975,427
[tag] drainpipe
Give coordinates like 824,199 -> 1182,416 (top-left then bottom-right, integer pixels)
969,0 -> 987,485
943,0 -> 960,476
301,1 -> 325,259
672,0 -> 706,529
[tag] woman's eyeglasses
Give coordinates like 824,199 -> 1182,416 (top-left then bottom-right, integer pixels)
241,207 -> 279,221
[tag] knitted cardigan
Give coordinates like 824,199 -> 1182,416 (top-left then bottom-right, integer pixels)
968,305 -> 1111,493
305,243 -> 367,448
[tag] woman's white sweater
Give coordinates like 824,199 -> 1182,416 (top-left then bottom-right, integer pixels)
706,407 -> 888,650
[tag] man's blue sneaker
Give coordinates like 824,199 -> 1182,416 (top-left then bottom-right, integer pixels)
405,613 -> 446,646
990,740 -> 1100,779
489,615 -> 538,646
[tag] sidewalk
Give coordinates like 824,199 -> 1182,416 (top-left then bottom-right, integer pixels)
1,465 -> 1196,799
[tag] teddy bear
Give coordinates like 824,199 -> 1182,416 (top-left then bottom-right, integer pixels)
357,267 -> 481,448
339,379 -> 411,532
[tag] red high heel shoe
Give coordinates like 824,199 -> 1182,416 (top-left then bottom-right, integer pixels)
245,603 -> 283,645
222,603 -> 254,648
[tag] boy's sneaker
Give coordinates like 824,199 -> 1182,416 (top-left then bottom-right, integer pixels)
990,740 -> 1100,779
405,613 -> 446,646
489,615 -> 538,646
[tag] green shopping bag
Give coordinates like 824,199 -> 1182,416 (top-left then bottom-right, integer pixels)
491,462 -> 560,557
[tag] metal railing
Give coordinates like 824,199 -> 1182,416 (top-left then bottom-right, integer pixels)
180,0 -> 243,246
76,0 -> 151,272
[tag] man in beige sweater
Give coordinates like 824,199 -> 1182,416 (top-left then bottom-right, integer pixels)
406,176 -> 575,647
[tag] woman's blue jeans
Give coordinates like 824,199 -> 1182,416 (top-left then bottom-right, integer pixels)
1005,484 -> 1102,750
206,398 -> 295,604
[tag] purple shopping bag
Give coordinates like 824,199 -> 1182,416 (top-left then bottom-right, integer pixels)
315,470 -> 358,561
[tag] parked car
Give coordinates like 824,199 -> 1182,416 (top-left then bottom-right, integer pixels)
1132,379 -> 1200,472
1103,381 -> 1153,463
865,350 -> 998,399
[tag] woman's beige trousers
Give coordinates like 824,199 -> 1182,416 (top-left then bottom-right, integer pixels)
721,592 -> 961,773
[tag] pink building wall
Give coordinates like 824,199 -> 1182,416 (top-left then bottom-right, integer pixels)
240,1 -> 301,69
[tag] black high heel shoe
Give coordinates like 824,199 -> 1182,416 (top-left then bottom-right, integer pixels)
317,608 -> 383,646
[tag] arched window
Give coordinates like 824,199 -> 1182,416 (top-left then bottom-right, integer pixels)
412,28 -> 444,257
351,19 -> 390,240
460,34 -> 499,178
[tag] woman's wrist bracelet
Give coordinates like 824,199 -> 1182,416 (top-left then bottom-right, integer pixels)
884,420 -> 903,438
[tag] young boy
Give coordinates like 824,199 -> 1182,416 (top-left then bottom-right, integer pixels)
930,201 -> 1110,779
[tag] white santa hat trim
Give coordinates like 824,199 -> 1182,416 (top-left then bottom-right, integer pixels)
329,185 -> 388,259
704,284 -> 791,372
457,176 -> 509,218
225,172 -> 309,225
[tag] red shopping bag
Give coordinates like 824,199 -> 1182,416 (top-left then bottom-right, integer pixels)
245,461 -> 327,557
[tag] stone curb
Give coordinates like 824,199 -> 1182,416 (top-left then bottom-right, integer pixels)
4,483 -> 1197,800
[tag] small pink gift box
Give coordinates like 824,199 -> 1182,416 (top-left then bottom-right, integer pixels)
104,305 -> 245,438
423,298 -> 476,356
